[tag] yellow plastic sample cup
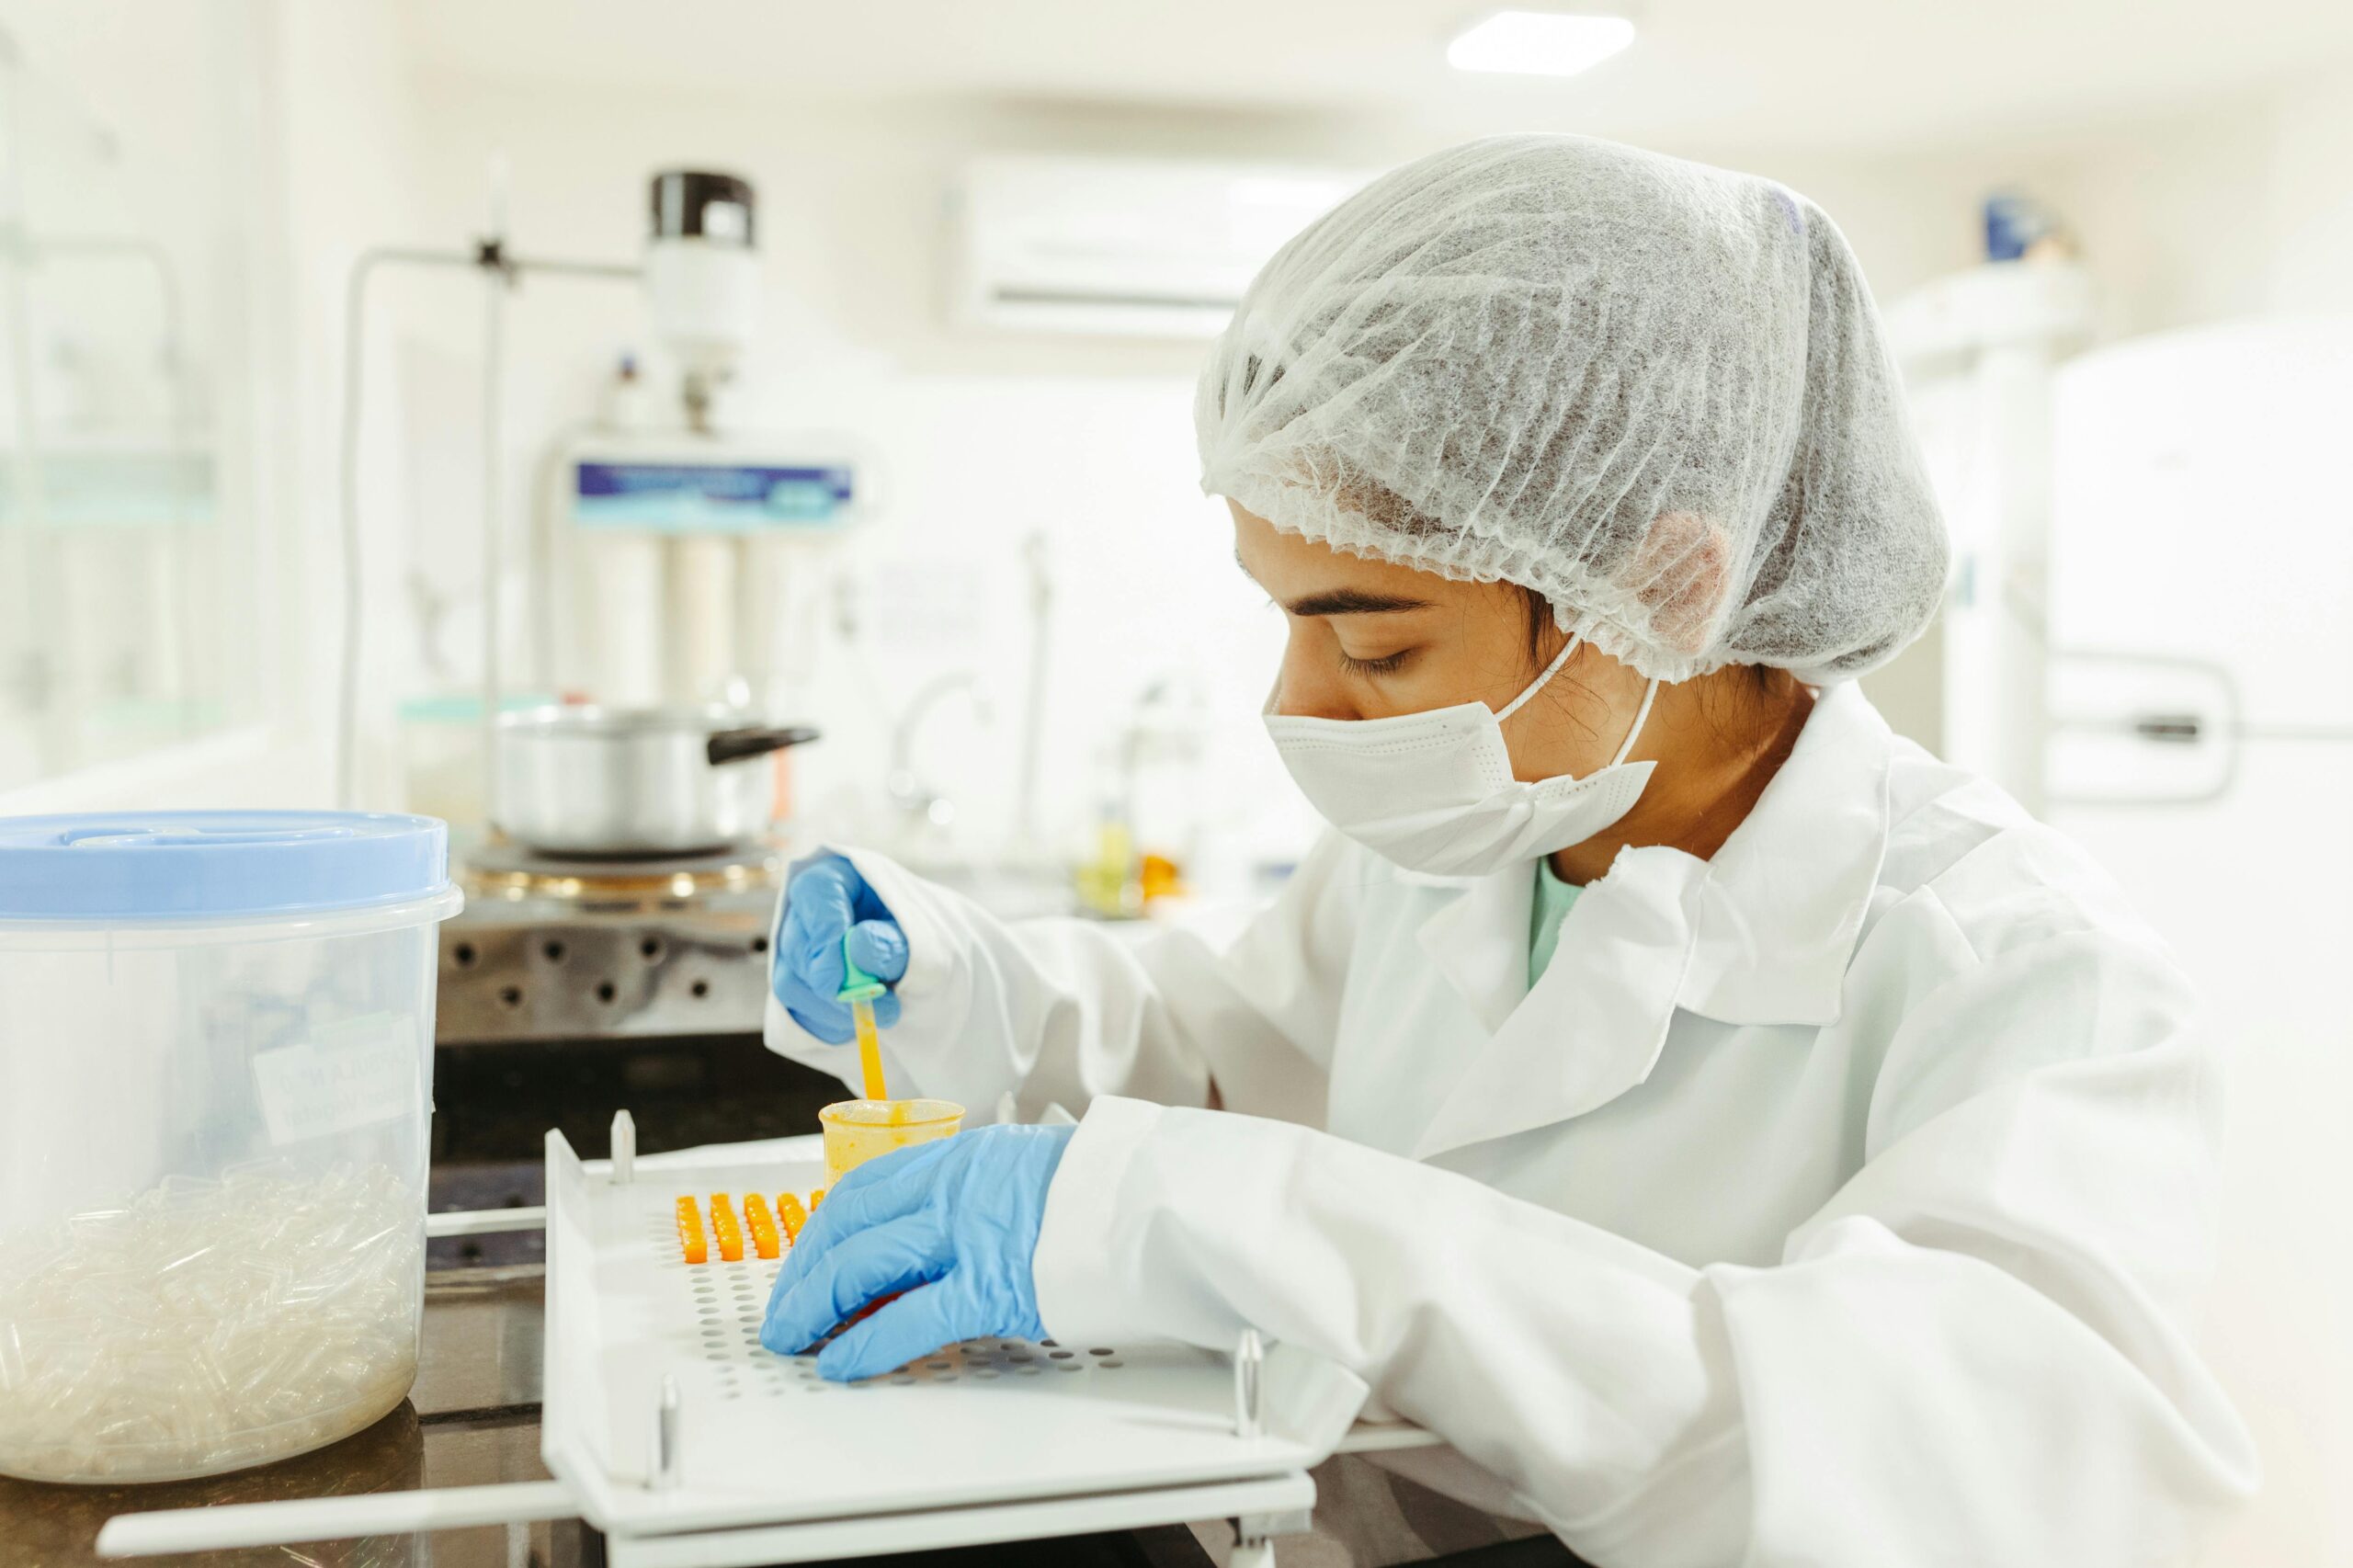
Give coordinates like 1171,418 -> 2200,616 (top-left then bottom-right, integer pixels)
818,1098 -> 964,1191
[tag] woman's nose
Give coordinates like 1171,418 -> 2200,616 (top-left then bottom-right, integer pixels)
1270,640 -> 1358,721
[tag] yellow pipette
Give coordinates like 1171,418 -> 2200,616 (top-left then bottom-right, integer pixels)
836,936 -> 890,1102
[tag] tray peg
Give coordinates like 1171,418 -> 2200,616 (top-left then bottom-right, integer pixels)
1233,1327 -> 1265,1440
610,1109 -> 636,1185
1229,1538 -> 1277,1568
1231,1497 -> 1310,1567
650,1374 -> 681,1492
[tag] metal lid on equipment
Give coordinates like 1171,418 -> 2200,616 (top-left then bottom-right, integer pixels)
0,811 -> 452,919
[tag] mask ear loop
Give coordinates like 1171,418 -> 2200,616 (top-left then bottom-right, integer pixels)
1494,632 -> 1584,723
1610,678 -> 1662,767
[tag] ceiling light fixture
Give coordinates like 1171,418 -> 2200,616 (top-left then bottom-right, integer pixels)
1446,11 -> 1636,78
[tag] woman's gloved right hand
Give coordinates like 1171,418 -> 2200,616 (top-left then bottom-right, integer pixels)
772,856 -> 908,1043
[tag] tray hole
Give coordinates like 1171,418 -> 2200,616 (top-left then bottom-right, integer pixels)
1018,1367 -> 1042,1376
1049,1350 -> 1074,1359
452,942 -> 478,968
926,1360 -> 950,1370
497,985 -> 523,1008
934,1372 -> 958,1382
1088,1347 -> 1115,1358
1100,1358 -> 1124,1369
1056,1362 -> 1082,1372
690,979 -> 710,999
640,936 -> 665,960
542,939 -> 567,963
891,1375 -> 915,1386
596,981 -> 618,1005
972,1369 -> 999,1380
750,934 -> 769,955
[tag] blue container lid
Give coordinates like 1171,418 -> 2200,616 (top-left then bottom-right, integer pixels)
0,811 -> 452,920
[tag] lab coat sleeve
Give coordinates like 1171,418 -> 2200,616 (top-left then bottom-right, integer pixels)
1031,914 -> 2257,1566
762,836 -> 1359,1127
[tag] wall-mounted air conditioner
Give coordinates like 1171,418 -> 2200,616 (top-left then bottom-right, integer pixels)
950,155 -> 1371,339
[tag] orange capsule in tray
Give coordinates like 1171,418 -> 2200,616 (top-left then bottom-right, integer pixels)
674,1196 -> 708,1266
709,1194 -> 745,1263
775,1192 -> 807,1244
743,1193 -> 780,1260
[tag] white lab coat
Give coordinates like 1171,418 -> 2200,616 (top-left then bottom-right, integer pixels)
766,684 -> 2256,1565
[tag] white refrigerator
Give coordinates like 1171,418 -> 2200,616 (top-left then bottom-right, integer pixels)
2046,319 -> 2353,1567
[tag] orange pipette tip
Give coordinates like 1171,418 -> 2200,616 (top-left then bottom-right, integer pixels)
709,1193 -> 745,1263
775,1192 -> 808,1244
674,1196 -> 708,1266
744,1193 -> 780,1260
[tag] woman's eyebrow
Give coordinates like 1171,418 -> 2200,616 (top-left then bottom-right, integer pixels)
1283,587 -> 1433,617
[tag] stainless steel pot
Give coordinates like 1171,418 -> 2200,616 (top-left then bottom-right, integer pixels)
492,705 -> 819,857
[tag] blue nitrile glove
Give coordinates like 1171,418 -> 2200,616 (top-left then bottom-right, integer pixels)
759,1122 -> 1075,1382
773,856 -> 908,1043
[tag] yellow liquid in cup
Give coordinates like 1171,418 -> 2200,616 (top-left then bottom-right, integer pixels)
819,1098 -> 964,1191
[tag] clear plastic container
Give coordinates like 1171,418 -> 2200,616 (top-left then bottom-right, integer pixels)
0,812 -> 461,1483
819,1098 -> 965,1191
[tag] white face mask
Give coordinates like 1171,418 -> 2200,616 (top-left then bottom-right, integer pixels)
1264,633 -> 1660,879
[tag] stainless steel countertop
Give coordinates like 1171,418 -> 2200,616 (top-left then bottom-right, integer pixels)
0,1268 -> 574,1568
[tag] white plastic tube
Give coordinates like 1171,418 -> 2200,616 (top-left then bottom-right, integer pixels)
96,1480 -> 576,1558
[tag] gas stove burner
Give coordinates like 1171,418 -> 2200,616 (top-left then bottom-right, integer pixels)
461,835 -> 786,903
439,837 -> 787,1046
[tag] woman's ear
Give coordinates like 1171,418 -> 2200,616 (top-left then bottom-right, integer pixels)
1630,512 -> 1733,655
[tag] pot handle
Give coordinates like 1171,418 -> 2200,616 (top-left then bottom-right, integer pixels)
707,725 -> 822,767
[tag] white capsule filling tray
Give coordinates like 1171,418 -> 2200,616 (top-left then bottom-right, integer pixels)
540,1130 -> 1370,1541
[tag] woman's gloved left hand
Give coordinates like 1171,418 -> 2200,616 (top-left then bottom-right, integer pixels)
760,1123 -> 1075,1382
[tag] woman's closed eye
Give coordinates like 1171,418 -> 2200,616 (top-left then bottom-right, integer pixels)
1337,648 -> 1415,677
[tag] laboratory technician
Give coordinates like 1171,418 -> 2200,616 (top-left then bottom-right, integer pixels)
760,136 -> 2256,1566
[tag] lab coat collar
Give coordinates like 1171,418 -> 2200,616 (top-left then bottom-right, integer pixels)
1404,681 -> 1893,1162
1678,681 -> 1893,1028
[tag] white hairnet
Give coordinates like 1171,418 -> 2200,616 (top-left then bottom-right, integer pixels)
1196,134 -> 1948,685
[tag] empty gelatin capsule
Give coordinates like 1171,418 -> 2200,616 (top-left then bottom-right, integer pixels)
674,1198 -> 708,1266
743,1195 -> 779,1260
774,1193 -> 807,1244
708,1195 -> 745,1264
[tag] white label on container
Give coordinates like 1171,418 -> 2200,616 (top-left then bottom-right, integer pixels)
250,1015 -> 421,1145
